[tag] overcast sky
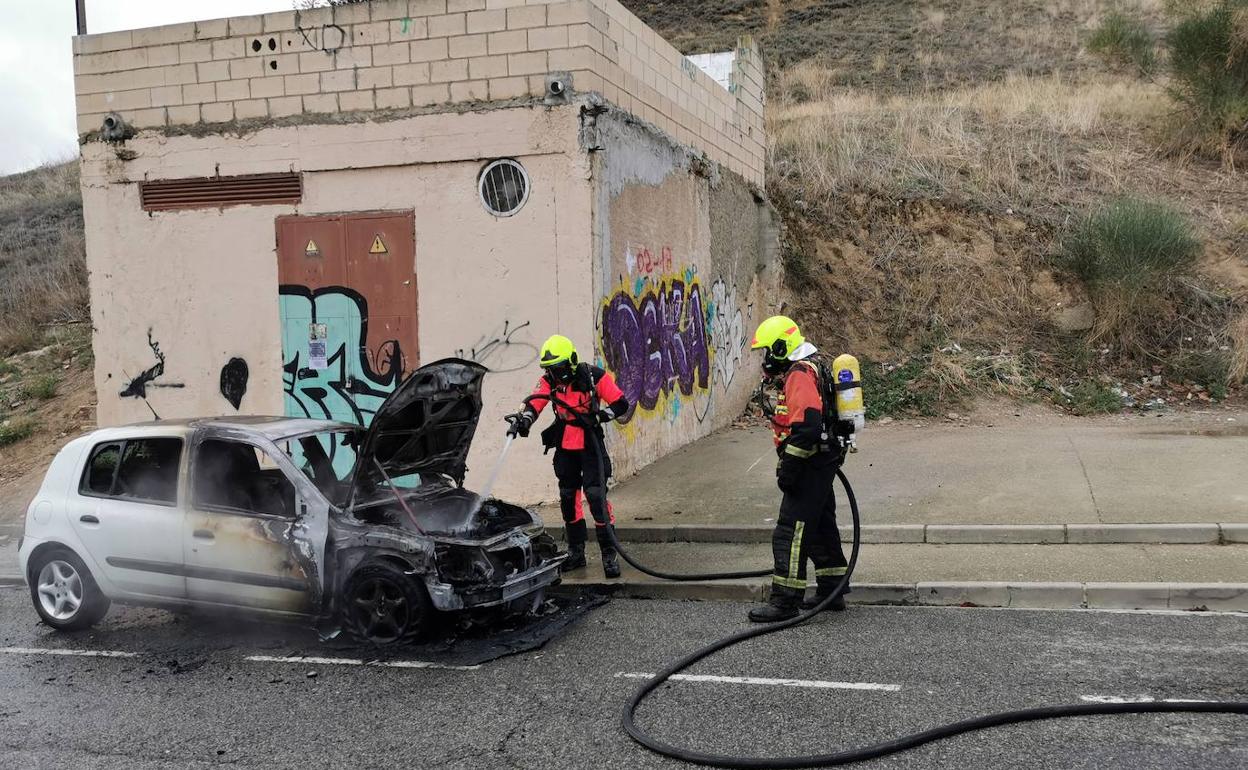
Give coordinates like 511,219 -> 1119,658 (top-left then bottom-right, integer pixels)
0,0 -> 299,175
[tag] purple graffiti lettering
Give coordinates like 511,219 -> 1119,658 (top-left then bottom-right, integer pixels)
601,278 -> 710,422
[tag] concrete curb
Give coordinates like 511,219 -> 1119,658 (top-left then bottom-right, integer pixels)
603,523 -> 1244,545
0,576 -> 25,587
553,578 -> 1248,612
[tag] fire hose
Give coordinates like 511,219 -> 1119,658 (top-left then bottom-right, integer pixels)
512,392 -> 1247,768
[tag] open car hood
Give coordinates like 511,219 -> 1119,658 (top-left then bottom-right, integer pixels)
349,358 -> 487,496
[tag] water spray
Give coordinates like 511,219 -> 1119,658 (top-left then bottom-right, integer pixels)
467,433 -> 517,518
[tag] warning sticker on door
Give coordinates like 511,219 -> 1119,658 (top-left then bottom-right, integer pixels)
305,239 -> 321,257
369,234 -> 388,254
308,323 -> 328,369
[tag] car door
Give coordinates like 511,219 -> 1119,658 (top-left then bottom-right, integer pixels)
69,437 -> 187,600
183,435 -> 316,614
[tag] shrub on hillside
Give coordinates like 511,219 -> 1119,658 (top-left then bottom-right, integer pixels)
1166,0 -> 1248,158
1089,12 -> 1157,74
1061,197 -> 1202,343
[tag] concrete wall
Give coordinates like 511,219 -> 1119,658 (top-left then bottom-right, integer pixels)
72,0 -> 765,188
81,105 -> 591,503
589,111 -> 781,480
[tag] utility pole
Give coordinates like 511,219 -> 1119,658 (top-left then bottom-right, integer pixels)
75,0 -> 88,35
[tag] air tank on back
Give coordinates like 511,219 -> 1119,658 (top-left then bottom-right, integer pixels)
832,353 -> 865,450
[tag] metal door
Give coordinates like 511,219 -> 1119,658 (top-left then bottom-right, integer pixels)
277,212 -> 418,475
183,437 -> 314,614
69,438 -> 187,600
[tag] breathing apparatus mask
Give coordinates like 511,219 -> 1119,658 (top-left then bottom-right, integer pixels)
761,339 -> 793,378
544,358 -> 578,384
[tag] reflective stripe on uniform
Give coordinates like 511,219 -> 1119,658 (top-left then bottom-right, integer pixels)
772,575 -> 807,589
787,521 -> 805,584
784,443 -> 816,458
815,567 -> 848,577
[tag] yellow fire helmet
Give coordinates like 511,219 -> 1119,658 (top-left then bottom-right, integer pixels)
539,334 -> 578,367
750,315 -> 805,360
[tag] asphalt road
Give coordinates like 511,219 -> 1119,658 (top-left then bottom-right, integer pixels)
0,586 -> 1244,769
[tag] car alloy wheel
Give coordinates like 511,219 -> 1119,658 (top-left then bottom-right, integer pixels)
37,560 -> 84,621
350,576 -> 411,644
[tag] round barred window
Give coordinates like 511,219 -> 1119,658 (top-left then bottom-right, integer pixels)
479,159 -> 530,217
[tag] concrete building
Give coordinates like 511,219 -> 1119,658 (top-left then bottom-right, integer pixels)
72,0 -> 779,502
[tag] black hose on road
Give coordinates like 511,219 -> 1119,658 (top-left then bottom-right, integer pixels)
522,392 -> 1248,768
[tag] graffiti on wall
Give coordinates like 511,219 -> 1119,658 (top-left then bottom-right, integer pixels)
279,285 -> 404,428
625,244 -> 674,277
600,264 -> 712,425
708,279 -> 747,389
599,244 -> 755,431
454,319 -> 539,373
118,329 -> 184,418
219,357 -> 249,410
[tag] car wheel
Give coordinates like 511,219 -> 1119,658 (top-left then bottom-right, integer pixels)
342,561 -> 434,645
28,548 -> 110,631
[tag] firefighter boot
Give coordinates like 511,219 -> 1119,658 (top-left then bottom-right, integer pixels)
801,582 -> 848,612
600,548 -> 621,579
748,586 -> 801,623
597,526 -> 621,578
561,542 -> 587,572
561,520 -> 588,572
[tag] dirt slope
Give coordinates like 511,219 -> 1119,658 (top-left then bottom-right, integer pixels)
624,0 -> 1248,412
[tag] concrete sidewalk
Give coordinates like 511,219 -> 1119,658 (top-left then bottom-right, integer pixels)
540,409 -> 1248,528
555,542 -> 1248,611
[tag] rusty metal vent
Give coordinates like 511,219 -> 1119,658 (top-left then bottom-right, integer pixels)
478,159 -> 529,217
140,173 -> 302,211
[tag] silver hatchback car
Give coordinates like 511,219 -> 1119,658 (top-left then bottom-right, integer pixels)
18,359 -> 564,644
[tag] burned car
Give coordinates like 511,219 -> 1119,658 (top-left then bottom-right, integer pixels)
17,359 -> 564,644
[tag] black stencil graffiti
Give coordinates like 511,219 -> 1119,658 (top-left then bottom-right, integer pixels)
294,11 -> 346,54
454,320 -> 538,373
118,329 -> 184,420
220,357 -> 250,410
119,329 -> 184,400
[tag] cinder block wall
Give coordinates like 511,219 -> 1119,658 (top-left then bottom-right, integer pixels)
72,0 -> 765,187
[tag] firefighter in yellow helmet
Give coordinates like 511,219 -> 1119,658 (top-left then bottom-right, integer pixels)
506,335 -> 630,578
747,316 -> 850,622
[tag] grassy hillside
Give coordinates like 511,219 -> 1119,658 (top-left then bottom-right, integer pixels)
626,0 -> 1248,415
0,162 -> 95,489
0,161 -> 88,356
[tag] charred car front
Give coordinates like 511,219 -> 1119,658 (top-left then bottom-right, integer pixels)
18,359 -> 564,644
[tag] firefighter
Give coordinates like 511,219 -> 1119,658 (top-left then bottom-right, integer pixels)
747,315 -> 850,622
506,334 -> 630,578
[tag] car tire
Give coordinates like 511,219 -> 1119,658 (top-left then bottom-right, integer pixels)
28,547 -> 110,631
342,561 -> 434,645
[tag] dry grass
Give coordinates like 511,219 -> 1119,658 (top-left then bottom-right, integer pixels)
1230,310 -> 1248,382
768,66 -> 1248,396
0,162 -> 88,356
769,72 -> 1171,220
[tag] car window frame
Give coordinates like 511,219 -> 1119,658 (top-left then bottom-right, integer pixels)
77,437 -> 184,508
190,435 -> 300,521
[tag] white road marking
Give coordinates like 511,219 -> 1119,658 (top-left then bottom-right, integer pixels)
244,654 -> 480,671
1080,695 -> 1217,704
0,646 -> 137,658
745,452 -> 771,474
616,672 -> 901,692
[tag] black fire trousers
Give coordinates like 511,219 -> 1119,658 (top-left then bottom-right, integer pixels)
770,452 -> 849,602
552,445 -> 615,551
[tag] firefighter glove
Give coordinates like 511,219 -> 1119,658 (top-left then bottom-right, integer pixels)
594,407 -> 618,425
506,411 -> 534,438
